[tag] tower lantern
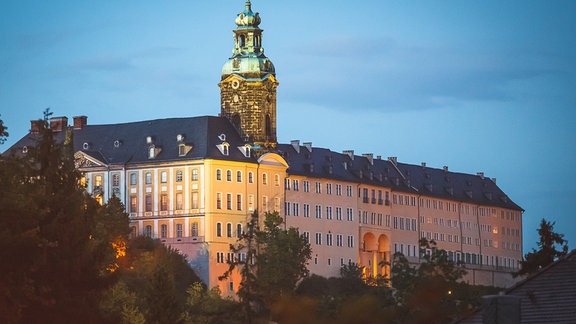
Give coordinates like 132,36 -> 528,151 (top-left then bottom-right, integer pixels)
219,0 -> 278,149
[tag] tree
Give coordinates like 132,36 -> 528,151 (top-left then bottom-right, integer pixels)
0,114 -> 8,144
389,238 -> 468,324
515,218 -> 569,277
220,211 -> 312,321
0,111 -> 130,323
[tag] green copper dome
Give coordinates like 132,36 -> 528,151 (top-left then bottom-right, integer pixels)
222,0 -> 275,79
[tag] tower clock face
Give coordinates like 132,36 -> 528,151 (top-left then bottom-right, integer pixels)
231,80 -> 240,89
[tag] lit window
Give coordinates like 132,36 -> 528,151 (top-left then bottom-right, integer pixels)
160,194 -> 168,211
161,171 -> 168,183
191,169 -> 199,181
176,193 -> 183,210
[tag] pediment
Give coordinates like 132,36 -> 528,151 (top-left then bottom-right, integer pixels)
74,151 -> 106,168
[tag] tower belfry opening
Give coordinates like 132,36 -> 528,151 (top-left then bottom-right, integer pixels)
219,0 -> 279,150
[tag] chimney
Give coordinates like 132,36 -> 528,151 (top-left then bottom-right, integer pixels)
482,295 -> 521,324
477,172 -> 485,179
342,150 -> 354,160
443,166 -> 449,172
303,142 -> 312,153
49,117 -> 68,132
421,162 -> 427,167
362,153 -> 374,165
73,116 -> 88,130
30,120 -> 44,133
388,157 -> 397,165
290,140 -> 300,153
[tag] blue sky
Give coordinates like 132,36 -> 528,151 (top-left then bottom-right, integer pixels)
1,1 -> 575,253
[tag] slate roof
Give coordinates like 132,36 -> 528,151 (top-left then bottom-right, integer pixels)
277,143 -> 523,211
6,116 -> 522,211
7,116 -> 256,165
457,249 -> 576,323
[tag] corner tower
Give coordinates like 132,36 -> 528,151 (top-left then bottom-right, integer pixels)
219,0 -> 278,150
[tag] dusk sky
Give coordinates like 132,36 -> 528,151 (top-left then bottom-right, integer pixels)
1,1 -> 575,253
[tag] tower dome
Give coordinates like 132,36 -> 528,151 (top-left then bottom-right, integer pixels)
221,0 -> 275,79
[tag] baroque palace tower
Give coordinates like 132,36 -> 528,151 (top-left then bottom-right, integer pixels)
219,0 -> 279,150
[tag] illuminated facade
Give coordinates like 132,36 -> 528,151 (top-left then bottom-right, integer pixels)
7,1 -> 523,290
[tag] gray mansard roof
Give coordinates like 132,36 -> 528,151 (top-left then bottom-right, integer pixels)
8,116 -> 256,165
7,115 -> 522,211
277,143 -> 523,211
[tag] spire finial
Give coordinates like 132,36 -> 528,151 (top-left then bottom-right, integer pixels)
245,0 -> 252,12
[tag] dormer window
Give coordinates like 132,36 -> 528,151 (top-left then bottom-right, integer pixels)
149,146 -> 156,159
179,144 -> 186,156
217,142 -> 230,156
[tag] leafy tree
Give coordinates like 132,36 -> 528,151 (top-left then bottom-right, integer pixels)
389,238 -> 468,324
0,114 -> 7,144
220,211 -> 312,321
183,282 -> 242,324
515,218 -> 569,277
0,111 -> 130,323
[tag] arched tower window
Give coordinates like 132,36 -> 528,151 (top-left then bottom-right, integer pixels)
239,35 -> 245,48
265,114 -> 272,138
232,114 -> 241,130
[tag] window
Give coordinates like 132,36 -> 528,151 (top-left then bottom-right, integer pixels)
285,178 -> 291,190
191,222 -> 199,237
274,197 -> 280,212
236,171 -> 242,182
336,207 -> 342,221
347,235 -> 354,248
145,195 -> 152,212
303,181 -> 310,192
176,170 -> 183,182
262,173 -> 268,185
336,234 -> 343,247
293,203 -> 299,216
227,223 -> 232,238
326,183 -> 332,195
160,224 -> 167,238
176,193 -> 183,210
226,170 -> 232,182
145,172 -> 152,185
226,193 -> 232,210
216,252 -> 224,263
179,144 -> 186,156
145,225 -> 152,237
248,195 -> 254,211
237,194 -> 242,210
293,180 -> 299,191
176,223 -> 183,238
326,233 -> 333,246
315,233 -> 322,245
130,196 -> 137,213
216,193 -> 222,209
160,194 -> 168,211
191,192 -> 198,209
303,231 -> 310,243
303,204 -> 310,217
216,169 -> 222,181
94,175 -> 103,187
315,182 -> 321,193
326,206 -> 333,220
346,185 -> 353,197
262,196 -> 268,211
248,172 -> 254,183
191,169 -> 199,181
161,171 -> 168,183
336,184 -> 342,196
112,173 -> 120,187
216,223 -> 222,237
315,205 -> 322,219
274,174 -> 280,186
237,224 -> 243,238
346,208 -> 353,222
130,172 -> 137,185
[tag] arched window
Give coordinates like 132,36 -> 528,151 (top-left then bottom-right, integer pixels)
239,35 -> 245,47
237,224 -> 243,238
227,223 -> 232,238
216,223 -> 222,237
262,173 -> 268,185
236,171 -> 242,182
248,172 -> 254,183
226,170 -> 232,182
265,114 -> 272,138
216,169 -> 222,180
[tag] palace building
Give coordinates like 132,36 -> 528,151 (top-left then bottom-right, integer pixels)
7,1 -> 523,294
